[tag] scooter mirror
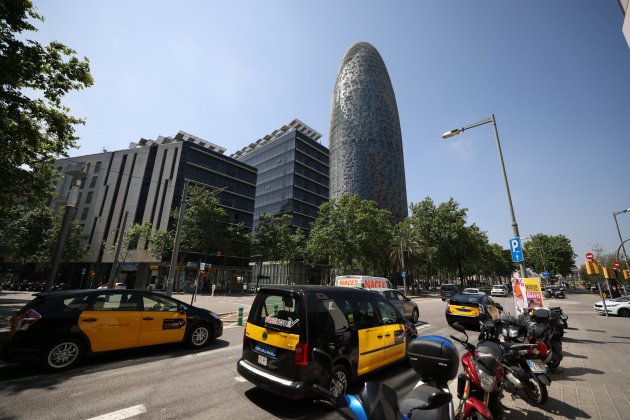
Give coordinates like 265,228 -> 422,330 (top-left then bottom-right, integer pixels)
451,322 -> 466,334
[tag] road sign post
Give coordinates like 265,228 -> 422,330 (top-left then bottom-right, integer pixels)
510,237 -> 524,263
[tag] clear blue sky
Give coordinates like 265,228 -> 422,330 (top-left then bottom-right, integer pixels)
32,1 -> 630,268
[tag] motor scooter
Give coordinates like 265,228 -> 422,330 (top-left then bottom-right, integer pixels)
311,334 -> 459,420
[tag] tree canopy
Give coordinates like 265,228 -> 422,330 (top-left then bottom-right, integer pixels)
306,194 -> 393,275
523,234 -> 576,278
1,0 -> 93,222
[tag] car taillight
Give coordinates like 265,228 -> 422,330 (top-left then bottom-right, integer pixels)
17,309 -> 41,331
294,342 -> 309,366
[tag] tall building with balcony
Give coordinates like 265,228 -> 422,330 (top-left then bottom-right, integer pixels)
232,119 -> 329,233
53,131 -> 257,290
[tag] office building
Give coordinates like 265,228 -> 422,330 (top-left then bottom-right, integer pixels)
329,42 -> 408,222
232,118 -> 329,233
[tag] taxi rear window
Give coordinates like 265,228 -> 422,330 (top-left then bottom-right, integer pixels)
451,293 -> 484,304
249,292 -> 303,333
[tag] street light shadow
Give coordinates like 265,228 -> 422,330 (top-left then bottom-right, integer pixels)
553,366 -> 605,378
562,350 -> 588,359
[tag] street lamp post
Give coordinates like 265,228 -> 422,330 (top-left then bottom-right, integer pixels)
443,114 -> 527,280
613,208 -> 630,271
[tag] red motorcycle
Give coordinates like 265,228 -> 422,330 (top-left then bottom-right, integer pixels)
450,323 -> 505,420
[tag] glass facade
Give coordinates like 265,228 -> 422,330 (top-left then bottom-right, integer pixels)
176,142 -> 257,228
237,129 -> 329,232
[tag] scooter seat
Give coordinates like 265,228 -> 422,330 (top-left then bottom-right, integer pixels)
399,384 -> 452,415
358,382 -> 400,420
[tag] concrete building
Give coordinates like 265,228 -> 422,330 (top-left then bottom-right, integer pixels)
232,118 -> 329,233
329,42 -> 408,222
52,132 -> 257,290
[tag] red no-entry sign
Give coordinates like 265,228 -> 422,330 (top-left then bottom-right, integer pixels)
615,262 -> 620,269
586,253 -> 594,261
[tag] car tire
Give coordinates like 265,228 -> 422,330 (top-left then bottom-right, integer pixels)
618,308 -> 630,317
187,323 -> 212,349
42,337 -> 84,371
329,364 -> 349,398
411,309 -> 419,324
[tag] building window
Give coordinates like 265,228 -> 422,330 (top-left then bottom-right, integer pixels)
80,207 -> 89,221
95,161 -> 102,173
85,191 -> 93,204
89,176 -> 98,188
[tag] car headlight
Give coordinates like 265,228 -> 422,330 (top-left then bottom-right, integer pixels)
508,327 -> 520,338
501,327 -> 508,337
478,367 -> 497,392
209,311 -> 220,319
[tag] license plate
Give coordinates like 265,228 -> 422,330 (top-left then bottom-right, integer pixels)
255,343 -> 277,357
526,359 -> 547,374
257,355 -> 267,366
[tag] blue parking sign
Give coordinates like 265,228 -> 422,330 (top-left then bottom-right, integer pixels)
510,237 -> 524,263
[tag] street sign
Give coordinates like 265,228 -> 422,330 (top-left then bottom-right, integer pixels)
81,268 -> 86,275
615,262 -> 620,269
542,271 -> 550,278
510,237 -> 524,263
401,271 -> 406,279
586,252 -> 594,261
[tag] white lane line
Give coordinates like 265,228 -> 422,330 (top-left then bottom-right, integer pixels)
416,323 -> 431,331
235,376 -> 247,382
85,404 -> 147,420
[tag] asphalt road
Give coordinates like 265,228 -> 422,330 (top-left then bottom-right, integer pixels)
1,291 -> 629,419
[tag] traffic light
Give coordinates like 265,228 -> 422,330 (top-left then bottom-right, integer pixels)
624,269 -> 630,280
585,260 -> 600,275
602,268 -> 611,279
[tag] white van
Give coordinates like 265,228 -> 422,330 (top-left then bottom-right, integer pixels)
334,275 -> 393,290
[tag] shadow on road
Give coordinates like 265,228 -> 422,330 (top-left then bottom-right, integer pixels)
0,339 -> 231,393
562,350 -> 588,359
554,366 -> 605,378
244,387 -> 332,420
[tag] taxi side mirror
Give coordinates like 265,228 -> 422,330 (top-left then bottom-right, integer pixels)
178,304 -> 186,313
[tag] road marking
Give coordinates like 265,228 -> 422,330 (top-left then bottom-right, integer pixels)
85,404 -> 147,420
235,376 -> 247,382
416,323 -> 431,331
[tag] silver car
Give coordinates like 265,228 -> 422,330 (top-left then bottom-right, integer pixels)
370,288 -> 420,323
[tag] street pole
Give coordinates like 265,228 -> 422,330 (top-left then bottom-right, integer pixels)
108,211 -> 128,288
45,178 -> 80,292
491,115 -> 527,280
613,210 -> 630,271
166,179 -> 190,296
443,115 -> 527,280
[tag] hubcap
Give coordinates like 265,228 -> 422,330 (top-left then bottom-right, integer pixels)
192,327 -> 209,345
330,370 -> 347,397
48,342 -> 79,368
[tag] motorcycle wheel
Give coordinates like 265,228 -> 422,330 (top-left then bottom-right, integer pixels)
524,374 -> 548,405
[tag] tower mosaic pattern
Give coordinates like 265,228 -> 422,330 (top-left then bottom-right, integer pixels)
329,42 -> 408,222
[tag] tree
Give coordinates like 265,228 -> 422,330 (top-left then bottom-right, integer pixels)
1,1 -> 94,223
147,230 -> 174,261
523,234 -> 576,278
389,218 -> 423,290
252,214 -> 305,283
179,185 -> 229,256
3,205 -> 53,264
39,212 -> 90,263
307,194 -> 393,275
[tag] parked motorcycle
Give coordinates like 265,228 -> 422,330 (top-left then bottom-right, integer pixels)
497,316 -> 551,405
311,334 -> 459,420
544,287 -> 565,299
527,308 -> 564,371
449,322 -> 505,420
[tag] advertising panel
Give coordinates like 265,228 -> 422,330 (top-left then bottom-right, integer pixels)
512,277 -> 545,315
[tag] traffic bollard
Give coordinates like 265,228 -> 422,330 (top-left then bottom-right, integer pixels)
238,307 -> 244,326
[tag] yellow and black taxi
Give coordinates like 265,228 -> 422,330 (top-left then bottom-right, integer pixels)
3,289 -> 222,371
237,285 -> 417,399
445,292 -> 503,330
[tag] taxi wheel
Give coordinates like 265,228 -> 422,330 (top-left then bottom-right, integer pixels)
42,338 -> 84,371
329,365 -> 349,398
187,323 -> 212,348
411,309 -> 419,324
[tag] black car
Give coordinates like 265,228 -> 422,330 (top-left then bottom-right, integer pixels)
3,289 -> 223,371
